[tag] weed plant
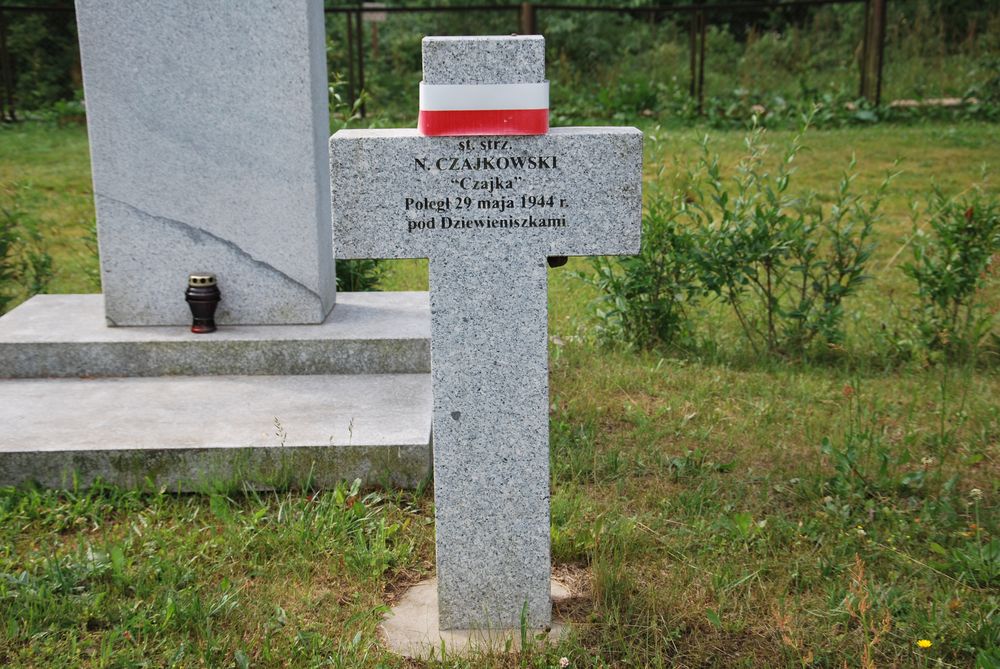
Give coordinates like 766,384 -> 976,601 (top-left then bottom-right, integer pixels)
902,183 -> 1000,358
336,258 -> 383,292
0,189 -> 53,315
330,74 -> 383,292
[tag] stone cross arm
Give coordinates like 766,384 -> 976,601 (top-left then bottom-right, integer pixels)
331,127 -> 642,261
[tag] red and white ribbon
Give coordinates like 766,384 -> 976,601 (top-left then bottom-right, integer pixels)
418,81 -> 549,136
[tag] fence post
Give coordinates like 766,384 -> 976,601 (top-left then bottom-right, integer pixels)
860,0 -> 886,105
688,12 -> 697,99
688,10 -> 707,114
355,8 -> 365,118
519,3 -> 536,35
346,11 -> 356,108
0,9 -> 15,122
697,10 -> 706,115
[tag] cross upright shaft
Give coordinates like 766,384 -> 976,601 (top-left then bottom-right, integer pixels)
430,253 -> 551,628
330,37 -> 642,631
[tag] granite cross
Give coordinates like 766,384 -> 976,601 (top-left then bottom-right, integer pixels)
330,36 -> 642,630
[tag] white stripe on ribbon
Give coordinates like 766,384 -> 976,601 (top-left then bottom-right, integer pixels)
419,81 -> 549,111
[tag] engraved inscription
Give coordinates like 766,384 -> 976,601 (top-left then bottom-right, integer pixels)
405,139 -> 570,234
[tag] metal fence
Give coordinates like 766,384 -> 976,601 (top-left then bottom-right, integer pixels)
0,0 -> 887,123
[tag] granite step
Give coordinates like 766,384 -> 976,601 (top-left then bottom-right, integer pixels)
0,373 -> 432,490
0,292 -> 430,379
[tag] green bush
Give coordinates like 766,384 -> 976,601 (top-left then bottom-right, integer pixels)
44,97 -> 86,127
582,123 -> 892,357
689,123 -> 891,355
902,185 -> 1000,357
582,186 -> 701,350
335,259 -> 383,292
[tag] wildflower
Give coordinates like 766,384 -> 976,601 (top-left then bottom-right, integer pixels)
842,384 -> 855,398
921,456 -> 934,466
559,658 -> 570,668
856,526 -> 866,537
970,488 -> 984,501
917,639 -> 932,649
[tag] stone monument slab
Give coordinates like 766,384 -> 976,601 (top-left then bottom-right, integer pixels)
75,0 -> 335,325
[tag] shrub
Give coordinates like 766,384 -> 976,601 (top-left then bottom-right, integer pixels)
581,123 -> 891,357
582,186 -> 701,350
335,259 -> 383,292
902,185 -> 1000,357
688,123 -> 891,355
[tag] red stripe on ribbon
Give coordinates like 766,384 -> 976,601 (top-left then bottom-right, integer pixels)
418,109 -> 548,136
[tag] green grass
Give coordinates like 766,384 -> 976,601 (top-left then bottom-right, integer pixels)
0,123 -> 98,297
1,120 -> 998,667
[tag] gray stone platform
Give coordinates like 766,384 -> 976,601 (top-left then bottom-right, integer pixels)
0,292 -> 429,378
0,373 -> 431,490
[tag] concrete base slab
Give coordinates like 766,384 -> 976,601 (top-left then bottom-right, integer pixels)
379,578 -> 571,659
0,292 -> 430,378
0,373 -> 431,490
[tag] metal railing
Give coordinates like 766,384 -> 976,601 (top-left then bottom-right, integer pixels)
0,0 -> 886,123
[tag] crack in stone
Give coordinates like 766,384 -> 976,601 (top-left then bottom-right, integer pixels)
96,193 -> 321,301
